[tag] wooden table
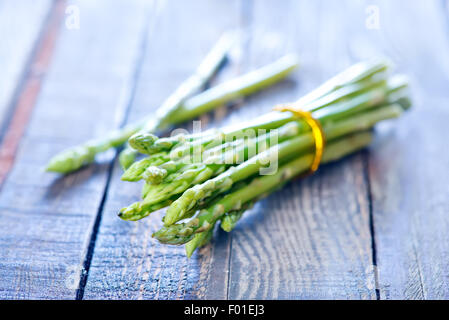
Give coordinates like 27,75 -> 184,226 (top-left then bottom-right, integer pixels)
0,0 -> 448,300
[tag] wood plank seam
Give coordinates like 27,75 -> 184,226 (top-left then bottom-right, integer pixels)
0,0 -> 65,188
363,151 -> 380,300
74,7 -> 156,300
74,162 -> 115,300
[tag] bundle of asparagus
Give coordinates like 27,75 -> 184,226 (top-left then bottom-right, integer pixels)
45,32 -> 299,174
120,60 -> 410,257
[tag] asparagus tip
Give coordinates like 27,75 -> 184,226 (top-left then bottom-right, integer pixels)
45,160 -> 70,174
128,132 -> 159,154
185,246 -> 194,259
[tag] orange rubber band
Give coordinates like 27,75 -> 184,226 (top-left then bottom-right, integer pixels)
274,103 -> 325,173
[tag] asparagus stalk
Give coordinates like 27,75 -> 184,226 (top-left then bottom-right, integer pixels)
46,32 -> 235,174
152,32 -> 238,131
295,59 -> 389,107
220,201 -> 255,232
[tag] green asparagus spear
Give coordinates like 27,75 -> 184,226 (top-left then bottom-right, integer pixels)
220,201 -> 255,232
185,226 -> 215,258
153,32 -> 238,131
120,152 -> 169,182
295,59 -> 389,107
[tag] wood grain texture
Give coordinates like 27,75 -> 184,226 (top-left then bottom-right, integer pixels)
0,0 -> 150,299
82,0 -> 241,300
0,0 -> 51,133
341,0 -> 449,299
1,0 -> 448,300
